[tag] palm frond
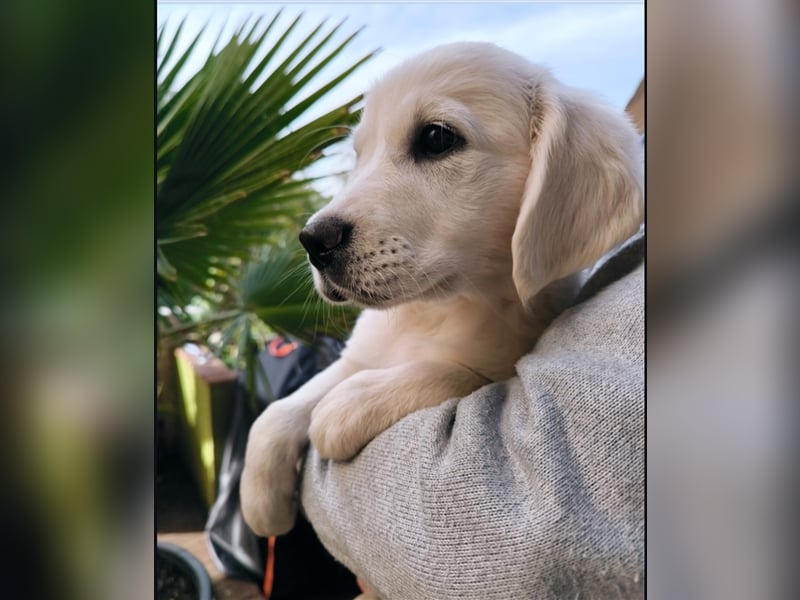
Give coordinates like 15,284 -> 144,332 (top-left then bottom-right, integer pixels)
239,244 -> 358,344
157,12 -> 370,349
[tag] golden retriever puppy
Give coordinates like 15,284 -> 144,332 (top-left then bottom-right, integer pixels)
241,42 -> 643,538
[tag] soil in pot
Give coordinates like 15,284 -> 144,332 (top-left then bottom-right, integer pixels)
157,549 -> 202,600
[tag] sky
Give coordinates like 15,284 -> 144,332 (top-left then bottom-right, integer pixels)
158,1 -> 643,194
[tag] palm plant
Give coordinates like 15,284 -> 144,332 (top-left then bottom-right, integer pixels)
157,12 -> 371,373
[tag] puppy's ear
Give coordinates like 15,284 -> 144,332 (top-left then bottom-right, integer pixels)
511,82 -> 643,306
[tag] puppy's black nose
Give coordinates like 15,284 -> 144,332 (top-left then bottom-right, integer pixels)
299,218 -> 352,270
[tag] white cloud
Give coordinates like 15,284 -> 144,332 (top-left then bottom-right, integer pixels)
158,3 -> 642,106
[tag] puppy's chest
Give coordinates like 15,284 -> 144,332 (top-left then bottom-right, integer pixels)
340,305 -> 537,380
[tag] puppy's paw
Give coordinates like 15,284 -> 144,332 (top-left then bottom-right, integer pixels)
309,373 -> 391,461
240,401 -> 310,536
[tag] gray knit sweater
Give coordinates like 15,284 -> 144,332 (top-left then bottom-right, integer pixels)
301,237 -> 644,599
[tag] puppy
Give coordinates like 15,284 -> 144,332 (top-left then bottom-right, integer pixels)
241,42 -> 643,539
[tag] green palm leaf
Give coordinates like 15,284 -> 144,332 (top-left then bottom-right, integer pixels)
239,244 -> 358,344
157,12 -> 370,350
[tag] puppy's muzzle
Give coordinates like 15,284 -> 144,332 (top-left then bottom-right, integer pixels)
299,217 -> 352,270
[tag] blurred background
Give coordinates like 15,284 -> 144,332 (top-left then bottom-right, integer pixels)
0,0 -> 796,598
647,1 -> 798,599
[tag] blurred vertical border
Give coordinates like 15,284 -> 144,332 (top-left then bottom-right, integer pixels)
0,0 -> 154,598
648,0 -> 799,598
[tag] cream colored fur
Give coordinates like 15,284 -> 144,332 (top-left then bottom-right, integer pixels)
240,42 -> 643,541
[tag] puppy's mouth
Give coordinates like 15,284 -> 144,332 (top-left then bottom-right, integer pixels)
315,269 -> 456,309
319,282 -> 349,303
316,275 -> 394,307
303,230 -> 458,308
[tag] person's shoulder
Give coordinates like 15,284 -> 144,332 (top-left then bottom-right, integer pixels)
576,227 -> 644,305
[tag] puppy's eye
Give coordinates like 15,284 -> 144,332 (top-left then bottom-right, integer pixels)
414,123 -> 464,158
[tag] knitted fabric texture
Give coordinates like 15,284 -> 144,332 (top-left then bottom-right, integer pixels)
300,252 -> 644,599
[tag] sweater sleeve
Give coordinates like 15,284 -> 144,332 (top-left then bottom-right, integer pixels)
300,264 -> 644,600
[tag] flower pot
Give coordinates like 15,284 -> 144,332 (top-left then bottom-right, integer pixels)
157,541 -> 213,600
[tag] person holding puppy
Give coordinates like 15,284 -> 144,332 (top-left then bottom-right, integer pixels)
241,42 -> 644,599
301,233 -> 644,599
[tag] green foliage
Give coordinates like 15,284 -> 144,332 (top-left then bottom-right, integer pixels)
157,12 -> 368,365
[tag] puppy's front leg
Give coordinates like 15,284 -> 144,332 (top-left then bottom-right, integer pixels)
241,358 -> 360,536
309,360 -> 488,461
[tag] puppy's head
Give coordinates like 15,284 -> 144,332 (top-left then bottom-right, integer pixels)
300,42 -> 643,309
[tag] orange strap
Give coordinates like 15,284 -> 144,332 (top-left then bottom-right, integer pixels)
263,534 -> 364,598
268,337 -> 299,358
357,576 -> 369,593
262,536 -> 276,598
